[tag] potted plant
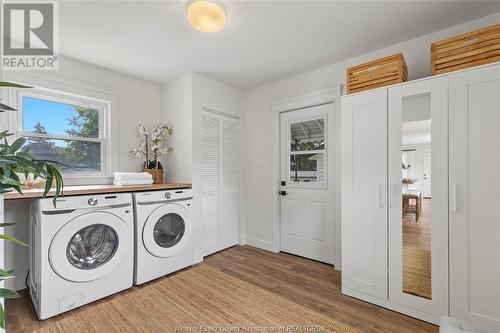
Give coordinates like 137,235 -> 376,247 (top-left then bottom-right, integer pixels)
0,81 -> 64,329
130,124 -> 173,184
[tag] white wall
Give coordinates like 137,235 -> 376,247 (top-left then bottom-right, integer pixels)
161,73 -> 193,183
161,73 -> 244,261
241,13 -> 500,249
2,56 -> 162,291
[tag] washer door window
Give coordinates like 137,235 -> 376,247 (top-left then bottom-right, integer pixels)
67,224 -> 119,270
143,203 -> 191,258
50,211 -> 131,282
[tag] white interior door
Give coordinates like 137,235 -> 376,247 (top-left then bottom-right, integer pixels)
341,89 -> 388,300
449,64 -> 500,331
279,103 -> 335,264
422,151 -> 432,198
388,76 -> 448,319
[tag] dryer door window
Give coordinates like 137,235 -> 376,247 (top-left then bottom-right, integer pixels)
67,224 -> 119,270
142,203 -> 192,258
153,214 -> 185,248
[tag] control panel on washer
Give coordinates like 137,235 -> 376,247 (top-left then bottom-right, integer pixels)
42,193 -> 131,211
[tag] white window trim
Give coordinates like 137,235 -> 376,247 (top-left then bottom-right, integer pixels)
0,71 -> 118,185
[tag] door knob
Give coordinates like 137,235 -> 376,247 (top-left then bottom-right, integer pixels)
279,190 -> 288,196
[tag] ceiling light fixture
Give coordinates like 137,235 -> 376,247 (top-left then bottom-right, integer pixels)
186,0 -> 226,33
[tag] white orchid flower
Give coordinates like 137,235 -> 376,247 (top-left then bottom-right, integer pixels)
138,124 -> 148,136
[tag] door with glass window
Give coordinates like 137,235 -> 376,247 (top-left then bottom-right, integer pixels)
279,103 -> 335,264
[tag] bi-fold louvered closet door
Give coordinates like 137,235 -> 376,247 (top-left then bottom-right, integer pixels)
200,110 -> 239,257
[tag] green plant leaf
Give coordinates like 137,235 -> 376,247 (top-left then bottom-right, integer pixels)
0,130 -> 12,138
0,82 -> 32,88
8,137 -> 26,154
0,268 -> 15,281
0,288 -> 20,298
0,234 -> 28,247
0,103 -> 17,112
43,173 -> 53,197
0,223 -> 16,227
0,302 -> 4,329
0,162 -> 11,178
0,268 -> 14,278
0,176 -> 21,187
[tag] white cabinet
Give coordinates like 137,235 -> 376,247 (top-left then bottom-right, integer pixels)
341,89 -> 388,300
341,77 -> 449,325
341,63 -> 500,327
449,64 -> 500,331
199,111 -> 239,257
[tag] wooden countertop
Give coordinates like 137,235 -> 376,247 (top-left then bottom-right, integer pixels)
4,183 -> 192,200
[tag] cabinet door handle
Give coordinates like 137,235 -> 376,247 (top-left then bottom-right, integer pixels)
389,183 -> 398,208
379,183 -> 387,207
451,184 -> 457,213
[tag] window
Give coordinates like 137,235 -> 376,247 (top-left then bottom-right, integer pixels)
17,90 -> 110,178
288,117 -> 326,185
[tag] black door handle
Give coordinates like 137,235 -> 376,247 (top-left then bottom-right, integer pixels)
280,190 -> 288,196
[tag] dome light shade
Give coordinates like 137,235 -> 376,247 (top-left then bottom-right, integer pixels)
187,0 -> 226,33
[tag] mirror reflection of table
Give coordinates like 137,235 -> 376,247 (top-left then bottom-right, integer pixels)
402,190 -> 422,222
402,178 -> 416,193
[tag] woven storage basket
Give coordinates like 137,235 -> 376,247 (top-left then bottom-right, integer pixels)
431,24 -> 500,75
347,53 -> 408,94
144,168 -> 163,184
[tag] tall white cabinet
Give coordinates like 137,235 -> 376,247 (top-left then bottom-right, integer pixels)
449,65 -> 500,329
341,89 -> 388,300
199,110 -> 239,257
341,62 -> 500,330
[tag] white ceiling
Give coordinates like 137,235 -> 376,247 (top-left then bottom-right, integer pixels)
59,1 -> 500,90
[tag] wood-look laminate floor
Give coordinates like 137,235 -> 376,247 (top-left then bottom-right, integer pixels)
6,246 -> 438,333
403,198 -> 432,299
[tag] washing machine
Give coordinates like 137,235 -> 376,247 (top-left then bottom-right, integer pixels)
133,189 -> 194,285
29,193 -> 134,320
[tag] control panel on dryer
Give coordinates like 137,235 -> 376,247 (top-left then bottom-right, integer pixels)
164,189 -> 193,200
135,189 -> 193,203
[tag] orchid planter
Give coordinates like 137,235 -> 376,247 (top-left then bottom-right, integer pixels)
131,124 -> 173,184
143,162 -> 164,184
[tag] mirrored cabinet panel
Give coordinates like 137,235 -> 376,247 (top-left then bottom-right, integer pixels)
388,77 -> 448,317
401,93 -> 432,300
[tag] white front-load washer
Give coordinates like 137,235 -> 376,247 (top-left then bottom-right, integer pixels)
133,189 -> 194,285
29,193 -> 134,319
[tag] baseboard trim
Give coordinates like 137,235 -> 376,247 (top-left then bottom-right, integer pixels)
244,237 -> 276,252
342,287 -> 440,325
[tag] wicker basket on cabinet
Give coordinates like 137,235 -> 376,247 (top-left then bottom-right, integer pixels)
431,24 -> 500,75
346,53 -> 408,94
